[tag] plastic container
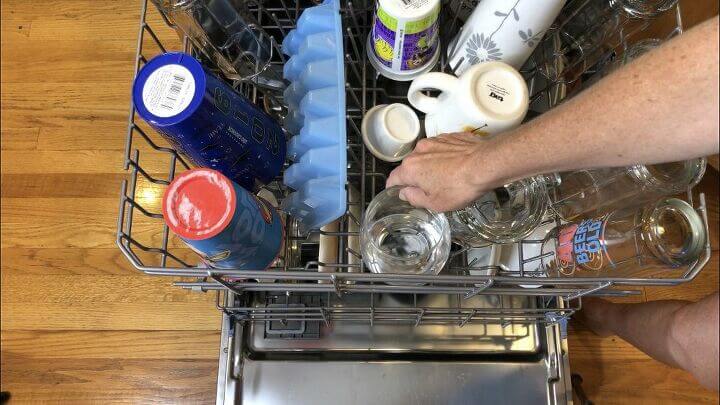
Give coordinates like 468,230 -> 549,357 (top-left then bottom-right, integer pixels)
133,52 -> 287,190
162,168 -> 284,269
280,0 -> 347,229
366,0 -> 441,81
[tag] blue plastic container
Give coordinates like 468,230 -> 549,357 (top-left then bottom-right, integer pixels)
162,168 -> 283,270
133,52 -> 286,190
280,0 -> 347,230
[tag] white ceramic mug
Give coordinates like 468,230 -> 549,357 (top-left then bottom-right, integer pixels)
407,61 -> 529,137
361,103 -> 420,161
447,0 -> 565,74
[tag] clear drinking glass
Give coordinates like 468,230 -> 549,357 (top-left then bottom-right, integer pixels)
361,186 -> 451,275
583,37 -> 662,88
449,176 -> 548,246
532,0 -> 676,84
547,158 -> 706,221
541,197 -> 706,278
151,0 -> 285,90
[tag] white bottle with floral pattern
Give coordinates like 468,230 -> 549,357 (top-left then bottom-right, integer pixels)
447,0 -> 565,74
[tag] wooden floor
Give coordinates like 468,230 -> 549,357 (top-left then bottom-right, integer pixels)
1,0 -> 718,403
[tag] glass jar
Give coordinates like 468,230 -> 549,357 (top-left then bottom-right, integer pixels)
541,197 -> 706,278
547,158 -> 706,221
450,176 -> 548,246
361,186 -> 451,275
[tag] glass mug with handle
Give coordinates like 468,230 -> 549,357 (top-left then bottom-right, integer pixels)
407,61 -> 529,138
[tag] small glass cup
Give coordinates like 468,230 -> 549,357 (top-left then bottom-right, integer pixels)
450,176 -> 548,246
361,186 -> 451,275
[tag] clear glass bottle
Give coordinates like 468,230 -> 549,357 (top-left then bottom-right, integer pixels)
151,0 -> 285,90
450,176 -> 548,246
541,197 -> 706,278
547,158 -> 706,221
361,186 -> 451,275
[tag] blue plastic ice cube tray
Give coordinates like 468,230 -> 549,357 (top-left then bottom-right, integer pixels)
280,0 -> 347,230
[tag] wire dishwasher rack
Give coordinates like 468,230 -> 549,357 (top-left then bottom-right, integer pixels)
117,0 -> 710,326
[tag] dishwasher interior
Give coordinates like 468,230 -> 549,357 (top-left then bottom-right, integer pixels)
115,0 -> 708,404
216,293 -> 571,404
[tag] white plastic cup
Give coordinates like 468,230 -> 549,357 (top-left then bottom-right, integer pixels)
361,103 -> 421,162
367,0 -> 441,81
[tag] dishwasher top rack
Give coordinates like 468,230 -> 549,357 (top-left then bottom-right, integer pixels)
117,0 -> 710,320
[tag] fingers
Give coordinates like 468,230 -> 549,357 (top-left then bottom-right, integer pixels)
386,164 -> 413,188
398,186 -> 433,209
436,132 -> 471,142
413,138 -> 433,153
386,168 -> 401,188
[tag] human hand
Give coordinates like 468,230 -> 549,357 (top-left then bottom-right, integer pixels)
385,132 -> 501,212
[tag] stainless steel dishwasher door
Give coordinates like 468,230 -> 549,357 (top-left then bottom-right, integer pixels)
216,294 -> 573,405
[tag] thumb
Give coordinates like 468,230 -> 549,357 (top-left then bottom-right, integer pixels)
398,186 -> 432,209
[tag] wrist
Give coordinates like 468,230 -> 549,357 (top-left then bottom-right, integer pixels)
479,123 -> 555,188
466,135 -> 515,192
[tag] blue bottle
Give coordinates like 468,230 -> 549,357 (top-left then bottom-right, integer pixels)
133,52 -> 286,190
162,168 -> 284,270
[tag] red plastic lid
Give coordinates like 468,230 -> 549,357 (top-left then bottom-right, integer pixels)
162,168 -> 237,240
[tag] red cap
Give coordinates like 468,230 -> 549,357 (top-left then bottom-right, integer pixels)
162,168 -> 237,240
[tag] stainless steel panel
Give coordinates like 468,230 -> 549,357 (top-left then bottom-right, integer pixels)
241,360 -> 555,405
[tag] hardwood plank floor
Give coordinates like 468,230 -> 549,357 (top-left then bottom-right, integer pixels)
1,0 -> 718,403
1,1 -> 221,402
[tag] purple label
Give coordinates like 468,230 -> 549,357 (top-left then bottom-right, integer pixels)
401,25 -> 438,71
370,10 -> 439,71
371,18 -> 396,68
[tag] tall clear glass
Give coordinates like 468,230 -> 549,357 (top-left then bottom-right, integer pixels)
541,198 -> 706,278
547,158 -> 706,221
450,176 -> 548,246
151,0 -> 285,90
361,186 -> 451,275
532,0 -> 677,84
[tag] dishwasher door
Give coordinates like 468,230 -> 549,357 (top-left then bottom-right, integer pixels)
216,293 -> 573,405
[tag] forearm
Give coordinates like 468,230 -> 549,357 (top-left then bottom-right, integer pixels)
481,16 -> 719,187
